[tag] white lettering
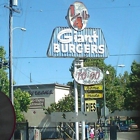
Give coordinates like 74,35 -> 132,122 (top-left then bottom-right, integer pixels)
84,44 -> 90,53
53,29 -> 106,55
98,45 -> 104,54
84,35 -> 93,43
69,44 -> 75,53
57,29 -> 72,43
61,44 -> 68,53
76,44 -> 83,53
74,31 -> 77,42
92,31 -> 98,43
77,35 -> 84,43
91,45 -> 98,53
57,29 -> 99,44
53,44 -> 105,54
54,43 -> 60,53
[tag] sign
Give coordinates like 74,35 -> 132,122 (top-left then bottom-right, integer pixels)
101,105 -> 109,117
84,85 -> 103,90
51,112 -> 97,122
34,129 -> 40,140
30,98 -> 45,109
47,27 -> 109,58
67,2 -> 89,31
96,103 -> 99,107
85,100 -> 96,112
28,90 -> 53,96
85,93 -> 103,98
73,67 -> 103,85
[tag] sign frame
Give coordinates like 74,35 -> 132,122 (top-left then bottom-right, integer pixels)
47,27 -> 109,58
73,67 -> 103,85
85,100 -> 96,112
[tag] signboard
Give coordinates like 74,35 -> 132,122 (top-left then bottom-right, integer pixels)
30,98 -> 45,109
66,1 -> 89,31
85,100 -> 96,112
84,85 -> 103,90
85,93 -> 103,98
27,90 -> 53,97
51,112 -> 97,122
73,67 -> 103,85
47,27 -> 109,58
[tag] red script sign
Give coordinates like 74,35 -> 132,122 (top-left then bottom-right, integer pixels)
74,67 -> 103,85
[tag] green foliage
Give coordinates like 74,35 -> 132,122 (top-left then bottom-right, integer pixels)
0,46 -> 31,122
69,58 -> 135,113
46,58 -> 140,116
124,61 -> 140,110
14,88 -> 31,122
44,94 -> 74,114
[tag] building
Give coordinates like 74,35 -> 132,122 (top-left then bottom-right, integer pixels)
14,83 -> 70,127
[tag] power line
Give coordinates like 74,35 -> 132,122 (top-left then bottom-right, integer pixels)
5,53 -> 140,59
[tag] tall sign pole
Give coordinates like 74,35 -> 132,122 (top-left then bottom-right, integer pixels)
80,60 -> 85,140
47,2 -> 109,140
74,60 -> 79,140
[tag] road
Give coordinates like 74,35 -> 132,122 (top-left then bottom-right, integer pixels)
117,131 -> 140,140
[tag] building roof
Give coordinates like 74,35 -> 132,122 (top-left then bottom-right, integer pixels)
13,83 -> 70,90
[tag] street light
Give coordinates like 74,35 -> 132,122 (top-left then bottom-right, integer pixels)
103,70 -> 109,122
9,27 -> 26,105
12,27 -> 26,31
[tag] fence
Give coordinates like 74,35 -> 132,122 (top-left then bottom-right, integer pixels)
14,121 -> 29,140
14,122 -> 75,140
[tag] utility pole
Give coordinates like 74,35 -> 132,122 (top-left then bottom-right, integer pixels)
8,0 -> 19,104
8,1 -> 19,139
9,0 -> 13,104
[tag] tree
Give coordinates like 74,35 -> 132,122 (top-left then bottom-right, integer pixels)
70,58 -> 125,112
14,88 -> 31,122
45,58 -> 137,116
124,61 -> 140,110
0,46 -> 31,122
44,94 -> 74,114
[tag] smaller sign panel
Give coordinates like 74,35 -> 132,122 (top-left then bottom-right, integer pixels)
85,93 -> 103,98
74,67 -> 103,85
84,85 -> 103,91
30,98 -> 45,109
28,90 -> 53,97
85,100 -> 96,112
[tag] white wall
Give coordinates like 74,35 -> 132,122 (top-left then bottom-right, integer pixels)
55,87 -> 70,103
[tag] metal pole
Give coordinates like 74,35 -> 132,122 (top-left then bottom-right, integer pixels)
9,0 -> 14,105
103,70 -> 108,139
74,60 -> 79,140
103,69 -> 106,120
80,60 -> 85,140
9,1 -> 14,140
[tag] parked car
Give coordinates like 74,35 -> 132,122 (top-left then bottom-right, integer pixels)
118,123 -> 130,132
129,123 -> 138,130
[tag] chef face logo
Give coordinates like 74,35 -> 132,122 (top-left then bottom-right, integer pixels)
67,2 -> 89,31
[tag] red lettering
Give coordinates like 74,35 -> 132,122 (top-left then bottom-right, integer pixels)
95,72 -> 100,79
81,72 -> 86,80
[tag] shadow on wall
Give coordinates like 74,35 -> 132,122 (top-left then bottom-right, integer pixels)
38,115 -> 59,139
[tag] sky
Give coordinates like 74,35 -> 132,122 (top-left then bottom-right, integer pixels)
0,0 -> 140,86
